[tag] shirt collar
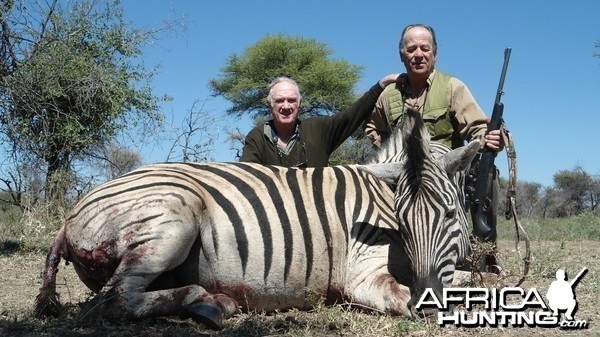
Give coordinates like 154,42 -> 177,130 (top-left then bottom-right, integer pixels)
400,69 -> 436,96
264,119 -> 301,146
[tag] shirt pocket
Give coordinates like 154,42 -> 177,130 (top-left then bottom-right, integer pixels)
422,107 -> 453,141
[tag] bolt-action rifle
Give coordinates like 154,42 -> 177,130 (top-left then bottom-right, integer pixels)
470,48 -> 511,243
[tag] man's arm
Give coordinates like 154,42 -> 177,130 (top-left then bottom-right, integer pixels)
239,127 -> 265,163
320,81 -> 385,154
450,78 -> 504,152
449,77 -> 489,147
364,92 -> 392,149
325,75 -> 400,153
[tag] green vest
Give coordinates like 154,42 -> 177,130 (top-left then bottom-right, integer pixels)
387,71 -> 463,149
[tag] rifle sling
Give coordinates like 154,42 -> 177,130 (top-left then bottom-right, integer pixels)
501,123 -> 531,287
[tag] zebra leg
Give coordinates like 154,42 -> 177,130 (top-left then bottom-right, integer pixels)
182,293 -> 239,329
349,271 -> 413,318
80,215 -> 238,329
91,276 -> 238,328
89,258 -> 239,329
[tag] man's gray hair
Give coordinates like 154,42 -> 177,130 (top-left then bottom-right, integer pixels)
267,76 -> 302,106
399,24 -> 438,59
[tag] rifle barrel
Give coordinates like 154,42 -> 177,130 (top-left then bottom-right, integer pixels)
495,48 -> 512,104
471,48 -> 511,242
569,267 -> 588,287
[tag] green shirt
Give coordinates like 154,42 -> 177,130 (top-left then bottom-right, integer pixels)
240,82 -> 384,167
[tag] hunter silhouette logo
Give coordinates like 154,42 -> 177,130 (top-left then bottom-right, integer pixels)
415,267 -> 589,329
546,268 -> 587,322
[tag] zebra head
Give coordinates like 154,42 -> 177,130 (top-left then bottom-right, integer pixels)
360,109 -> 480,317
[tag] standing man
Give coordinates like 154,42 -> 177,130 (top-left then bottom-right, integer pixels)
364,24 -> 504,273
240,74 -> 400,167
364,24 -> 504,151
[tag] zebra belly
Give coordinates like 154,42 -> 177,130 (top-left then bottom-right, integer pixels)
178,217 -> 348,312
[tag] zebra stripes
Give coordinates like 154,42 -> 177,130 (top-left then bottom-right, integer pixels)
60,160 -> 401,310
36,109 -> 479,327
363,108 -> 478,308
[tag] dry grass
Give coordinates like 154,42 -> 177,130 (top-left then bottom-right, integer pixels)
0,237 -> 598,337
0,211 -> 598,336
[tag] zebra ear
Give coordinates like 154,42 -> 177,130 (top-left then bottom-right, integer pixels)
442,139 -> 481,175
356,162 -> 405,184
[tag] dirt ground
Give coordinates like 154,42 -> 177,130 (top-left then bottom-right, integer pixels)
0,240 -> 598,336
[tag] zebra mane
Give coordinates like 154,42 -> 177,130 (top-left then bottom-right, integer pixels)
360,108 -> 435,194
364,109 -> 430,165
363,108 -> 432,162
401,109 -> 431,190
363,126 -> 404,165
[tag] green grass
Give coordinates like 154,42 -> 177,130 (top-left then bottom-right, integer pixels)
496,211 -> 600,242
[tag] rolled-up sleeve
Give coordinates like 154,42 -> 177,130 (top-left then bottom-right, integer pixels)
364,90 -> 392,149
448,77 -> 488,145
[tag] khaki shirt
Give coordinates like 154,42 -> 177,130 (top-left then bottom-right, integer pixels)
365,70 -> 488,149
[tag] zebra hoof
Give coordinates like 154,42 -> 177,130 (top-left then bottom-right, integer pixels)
182,302 -> 224,330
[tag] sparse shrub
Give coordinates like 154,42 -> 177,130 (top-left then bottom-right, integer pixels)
0,199 -> 66,253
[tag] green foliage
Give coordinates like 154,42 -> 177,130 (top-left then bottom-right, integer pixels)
498,165 -> 599,218
0,0 -> 169,199
209,34 -> 364,119
551,166 -> 599,215
328,136 -> 371,166
0,198 -> 65,252
554,167 -> 592,194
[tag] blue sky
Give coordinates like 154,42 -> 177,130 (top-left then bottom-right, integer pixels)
121,0 -> 600,187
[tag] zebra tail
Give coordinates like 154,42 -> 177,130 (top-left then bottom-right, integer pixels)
34,226 -> 67,318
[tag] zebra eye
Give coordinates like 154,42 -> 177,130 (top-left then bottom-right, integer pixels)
445,209 -> 456,220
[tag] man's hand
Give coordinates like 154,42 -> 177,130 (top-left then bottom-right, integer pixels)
485,129 -> 504,152
379,73 -> 402,88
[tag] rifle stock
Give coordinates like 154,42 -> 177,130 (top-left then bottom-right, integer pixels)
471,48 -> 511,242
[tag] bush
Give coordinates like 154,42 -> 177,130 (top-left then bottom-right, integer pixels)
0,201 -> 65,253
